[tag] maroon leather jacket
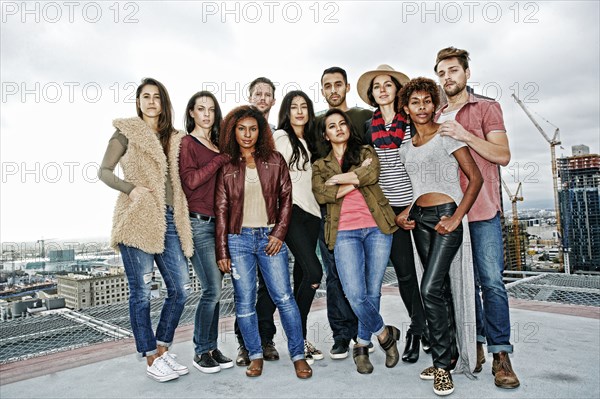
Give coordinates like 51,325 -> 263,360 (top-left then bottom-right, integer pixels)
214,151 -> 292,261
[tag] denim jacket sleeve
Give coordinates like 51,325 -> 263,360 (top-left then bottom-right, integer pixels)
354,145 -> 380,188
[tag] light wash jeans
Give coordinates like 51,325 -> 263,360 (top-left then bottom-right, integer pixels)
228,227 -> 305,361
119,207 -> 190,356
333,227 -> 392,345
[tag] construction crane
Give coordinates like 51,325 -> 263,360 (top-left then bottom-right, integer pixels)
511,94 -> 565,271
502,179 -> 524,271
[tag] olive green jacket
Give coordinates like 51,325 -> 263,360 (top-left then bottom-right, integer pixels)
312,145 -> 398,250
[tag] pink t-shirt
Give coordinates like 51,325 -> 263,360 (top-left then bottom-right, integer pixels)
337,170 -> 378,231
436,93 -> 506,222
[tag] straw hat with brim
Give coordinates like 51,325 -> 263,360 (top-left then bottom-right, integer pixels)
357,64 -> 410,106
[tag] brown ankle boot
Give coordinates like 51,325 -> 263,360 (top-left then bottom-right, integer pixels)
352,346 -> 373,374
492,352 -> 520,388
474,342 -> 486,373
378,325 -> 400,368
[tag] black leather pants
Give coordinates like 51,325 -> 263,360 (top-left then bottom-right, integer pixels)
410,202 -> 463,369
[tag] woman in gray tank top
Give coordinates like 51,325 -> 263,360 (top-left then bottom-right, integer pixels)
396,78 -> 483,396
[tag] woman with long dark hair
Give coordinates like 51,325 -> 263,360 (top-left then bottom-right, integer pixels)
98,78 -> 192,382
312,108 -> 401,374
179,91 -> 233,374
396,77 -> 482,396
356,64 -> 429,363
214,105 -> 312,379
274,90 -> 323,363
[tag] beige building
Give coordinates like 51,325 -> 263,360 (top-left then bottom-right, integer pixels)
58,272 -> 129,310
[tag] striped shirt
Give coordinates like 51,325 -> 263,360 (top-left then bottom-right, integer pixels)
373,123 -> 413,207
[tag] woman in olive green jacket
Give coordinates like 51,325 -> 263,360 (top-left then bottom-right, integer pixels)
311,108 -> 400,375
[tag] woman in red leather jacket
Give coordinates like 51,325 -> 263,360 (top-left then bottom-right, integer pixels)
214,105 -> 312,380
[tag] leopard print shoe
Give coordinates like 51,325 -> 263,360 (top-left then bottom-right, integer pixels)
433,368 -> 454,396
420,366 -> 436,380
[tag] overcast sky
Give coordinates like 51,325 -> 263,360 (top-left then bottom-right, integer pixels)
1,0 -> 599,244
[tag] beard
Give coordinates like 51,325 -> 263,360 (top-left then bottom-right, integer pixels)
327,93 -> 346,107
444,80 -> 466,97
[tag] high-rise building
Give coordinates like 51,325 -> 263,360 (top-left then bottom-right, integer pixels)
558,146 -> 600,272
502,219 -> 528,271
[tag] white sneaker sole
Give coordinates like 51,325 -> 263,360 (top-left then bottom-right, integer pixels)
193,362 -> 221,374
311,353 -> 325,360
173,368 -> 189,376
330,351 -> 349,360
147,371 -> 179,382
305,357 -> 315,365
433,387 -> 455,396
217,360 -> 234,369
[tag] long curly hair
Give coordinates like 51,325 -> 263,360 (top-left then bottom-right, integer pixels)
276,90 -> 316,170
219,106 -> 275,164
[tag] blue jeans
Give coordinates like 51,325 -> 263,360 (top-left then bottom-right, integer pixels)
228,227 -> 305,362
190,217 -> 223,355
469,212 -> 513,353
319,207 -> 358,343
333,227 -> 392,345
119,208 -> 191,357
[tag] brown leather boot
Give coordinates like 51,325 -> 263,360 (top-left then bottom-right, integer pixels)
492,352 -> 520,388
245,359 -> 263,377
474,342 -> 486,373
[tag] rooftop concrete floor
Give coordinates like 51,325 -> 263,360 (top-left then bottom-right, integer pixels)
1,290 -> 599,398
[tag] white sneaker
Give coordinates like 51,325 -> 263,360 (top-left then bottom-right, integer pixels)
161,352 -> 189,375
147,356 -> 180,382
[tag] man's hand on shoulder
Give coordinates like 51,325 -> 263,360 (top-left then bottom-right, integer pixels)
439,120 -> 471,143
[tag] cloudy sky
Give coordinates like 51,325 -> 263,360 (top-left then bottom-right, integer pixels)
1,0 -> 599,244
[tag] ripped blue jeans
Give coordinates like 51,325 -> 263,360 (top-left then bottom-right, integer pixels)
228,227 -> 304,362
119,207 -> 190,357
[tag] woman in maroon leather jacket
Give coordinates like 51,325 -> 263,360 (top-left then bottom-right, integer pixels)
214,105 -> 312,379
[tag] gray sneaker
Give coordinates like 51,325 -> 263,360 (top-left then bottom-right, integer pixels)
147,356 -> 180,382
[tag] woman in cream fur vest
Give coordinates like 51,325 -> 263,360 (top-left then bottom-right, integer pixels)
98,78 -> 193,383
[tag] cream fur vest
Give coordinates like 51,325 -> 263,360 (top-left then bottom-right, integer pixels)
110,117 -> 193,258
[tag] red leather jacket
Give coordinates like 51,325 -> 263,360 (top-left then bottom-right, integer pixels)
215,151 -> 292,261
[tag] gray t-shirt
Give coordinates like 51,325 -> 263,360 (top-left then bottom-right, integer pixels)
398,134 -> 466,205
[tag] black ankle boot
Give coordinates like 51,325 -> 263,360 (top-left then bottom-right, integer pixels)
402,332 -> 420,363
421,327 -> 432,354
